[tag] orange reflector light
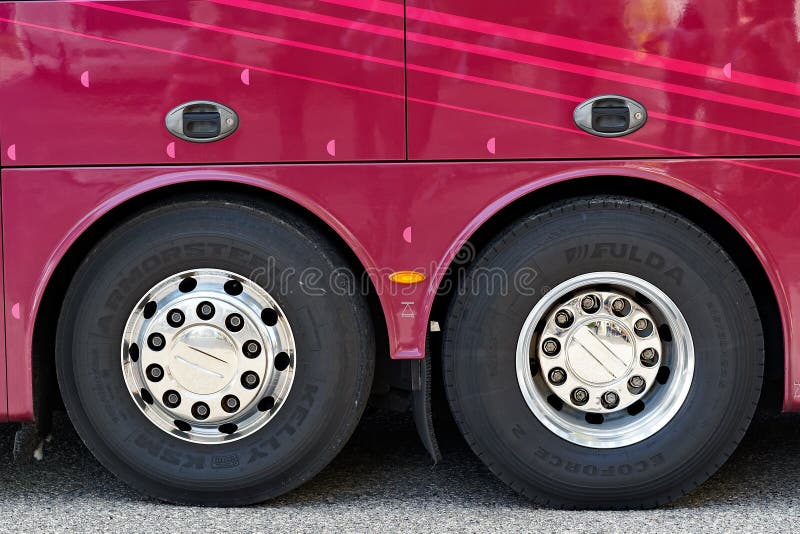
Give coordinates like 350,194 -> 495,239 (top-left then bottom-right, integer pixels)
389,271 -> 426,284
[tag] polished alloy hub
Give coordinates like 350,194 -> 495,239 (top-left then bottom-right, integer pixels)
516,272 -> 694,448
121,269 -> 295,444
538,289 -> 662,414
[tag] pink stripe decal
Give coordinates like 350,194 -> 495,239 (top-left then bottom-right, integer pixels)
321,0 -> 800,98
4,16 -> 800,181
71,1 -> 403,68
208,0 -> 403,39
74,3 -> 800,149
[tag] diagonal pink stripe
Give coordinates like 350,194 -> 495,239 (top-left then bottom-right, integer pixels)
70,1 -> 404,67
208,0 -> 403,38
321,0 -> 800,98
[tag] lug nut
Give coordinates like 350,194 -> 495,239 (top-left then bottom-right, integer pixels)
197,301 -> 215,320
542,338 -> 561,356
628,375 -> 646,394
147,333 -> 166,351
167,309 -> 185,328
226,313 -> 244,332
601,391 -> 620,409
611,298 -> 630,317
243,340 -> 262,358
640,348 -> 660,367
570,387 -> 589,406
581,295 -> 600,313
163,390 -> 181,408
634,318 -> 654,337
222,395 -> 240,413
192,402 -> 210,420
548,367 -> 567,386
241,371 -> 260,390
145,364 -> 164,382
554,310 -> 574,328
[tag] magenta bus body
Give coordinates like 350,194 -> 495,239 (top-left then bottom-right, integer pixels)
0,2 -> 798,506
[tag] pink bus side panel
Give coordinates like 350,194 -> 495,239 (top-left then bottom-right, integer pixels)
406,0 -> 800,160
0,1 -> 406,166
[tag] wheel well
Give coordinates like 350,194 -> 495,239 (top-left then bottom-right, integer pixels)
32,181 -> 390,424
430,176 -> 784,414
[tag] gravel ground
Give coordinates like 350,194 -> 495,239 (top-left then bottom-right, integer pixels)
0,407 -> 797,533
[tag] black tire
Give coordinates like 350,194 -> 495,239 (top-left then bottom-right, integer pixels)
442,196 -> 763,509
56,194 -> 374,505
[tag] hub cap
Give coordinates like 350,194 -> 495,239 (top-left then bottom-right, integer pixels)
516,272 -> 694,448
122,269 -> 295,444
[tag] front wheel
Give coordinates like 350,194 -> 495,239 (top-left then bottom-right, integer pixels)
443,196 -> 763,508
56,195 -> 374,505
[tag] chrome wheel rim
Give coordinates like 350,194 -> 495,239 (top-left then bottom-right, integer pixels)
516,272 -> 694,448
121,269 -> 295,444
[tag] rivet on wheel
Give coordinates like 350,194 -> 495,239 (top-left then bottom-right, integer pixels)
570,387 -> 589,406
581,295 -> 600,313
191,402 -> 210,420
601,390 -> 620,409
611,298 -> 631,317
147,333 -> 166,351
222,395 -> 240,413
243,340 -> 261,358
167,309 -> 185,328
640,348 -> 660,367
548,367 -> 567,386
634,318 -> 654,337
628,375 -> 646,395
554,310 -> 574,328
225,313 -> 244,332
163,390 -> 181,408
241,371 -> 260,390
197,301 -> 215,320
146,364 -> 164,382
542,338 -> 561,356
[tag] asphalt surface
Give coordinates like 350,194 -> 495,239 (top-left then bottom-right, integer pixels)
0,408 -> 798,533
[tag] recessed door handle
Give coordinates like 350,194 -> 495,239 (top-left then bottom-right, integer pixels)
182,111 -> 221,139
165,100 -> 238,143
574,95 -> 647,137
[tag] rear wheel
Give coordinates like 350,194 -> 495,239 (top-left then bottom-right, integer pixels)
443,196 -> 763,508
56,195 -> 374,505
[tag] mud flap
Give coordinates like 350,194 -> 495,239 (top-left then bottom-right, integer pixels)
13,422 -> 50,462
411,347 -> 442,463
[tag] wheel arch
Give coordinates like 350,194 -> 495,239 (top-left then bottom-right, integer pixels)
430,173 -> 785,413
31,177 -> 389,423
